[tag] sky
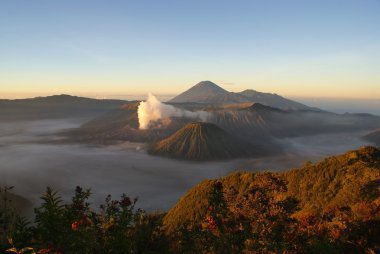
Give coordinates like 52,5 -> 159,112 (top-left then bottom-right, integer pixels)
1,0 -> 380,99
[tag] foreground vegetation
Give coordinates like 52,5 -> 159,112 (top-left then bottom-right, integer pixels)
1,146 -> 380,253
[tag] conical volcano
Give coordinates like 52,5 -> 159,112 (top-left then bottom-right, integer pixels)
148,122 -> 253,160
169,81 -> 228,103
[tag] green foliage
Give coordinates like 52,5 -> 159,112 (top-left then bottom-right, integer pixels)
1,186 -> 18,251
2,186 -> 166,253
163,172 -> 256,233
163,146 -> 380,253
284,146 -> 380,211
34,187 -> 67,250
97,194 -> 140,252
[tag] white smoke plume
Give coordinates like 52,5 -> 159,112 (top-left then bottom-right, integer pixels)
138,93 -> 209,129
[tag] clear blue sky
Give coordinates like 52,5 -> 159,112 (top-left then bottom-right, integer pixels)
1,0 -> 379,99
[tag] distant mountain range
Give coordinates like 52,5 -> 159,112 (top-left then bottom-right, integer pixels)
6,84 -> 377,161
55,82 -> 380,159
169,81 -> 317,111
0,94 -> 127,120
63,97 -> 380,161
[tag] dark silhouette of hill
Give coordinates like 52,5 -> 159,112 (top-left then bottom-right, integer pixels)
169,81 -> 315,111
0,94 -> 126,120
0,190 -> 32,215
163,146 -> 380,233
148,122 -> 254,160
363,129 -> 380,146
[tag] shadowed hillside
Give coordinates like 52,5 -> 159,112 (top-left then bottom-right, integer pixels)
363,129 -> 380,146
0,188 -> 32,215
238,89 -> 314,111
0,95 -> 126,120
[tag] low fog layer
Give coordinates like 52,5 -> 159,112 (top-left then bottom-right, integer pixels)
296,98 -> 380,116
0,118 -> 374,213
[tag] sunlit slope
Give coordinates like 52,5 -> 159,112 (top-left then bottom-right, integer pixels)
284,146 -> 380,211
163,146 -> 380,232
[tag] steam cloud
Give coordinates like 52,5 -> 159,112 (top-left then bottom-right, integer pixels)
138,93 -> 209,129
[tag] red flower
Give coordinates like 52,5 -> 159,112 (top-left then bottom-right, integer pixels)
71,221 -> 79,231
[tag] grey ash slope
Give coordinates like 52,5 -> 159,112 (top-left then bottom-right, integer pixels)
149,122 -> 255,161
169,81 -> 315,111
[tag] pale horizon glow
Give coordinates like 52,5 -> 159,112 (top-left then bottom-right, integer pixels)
1,0 -> 379,100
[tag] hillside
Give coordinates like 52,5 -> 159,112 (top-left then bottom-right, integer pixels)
163,146 -> 380,232
0,190 -> 32,215
148,122 -> 254,160
284,146 -> 380,211
0,94 -> 126,120
363,129 -> 380,146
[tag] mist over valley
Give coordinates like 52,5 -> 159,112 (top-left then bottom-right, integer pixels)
1,81 -> 378,215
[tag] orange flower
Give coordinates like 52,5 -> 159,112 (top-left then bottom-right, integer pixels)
71,221 -> 79,231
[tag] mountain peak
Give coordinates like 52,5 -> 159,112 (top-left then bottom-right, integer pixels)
194,81 -> 225,90
169,81 -> 228,103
